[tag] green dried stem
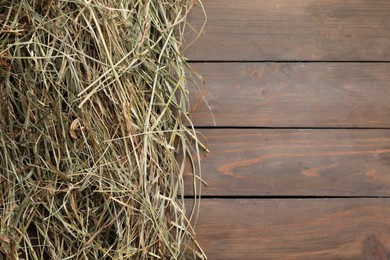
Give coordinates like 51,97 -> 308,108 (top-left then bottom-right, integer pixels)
0,0 -> 206,259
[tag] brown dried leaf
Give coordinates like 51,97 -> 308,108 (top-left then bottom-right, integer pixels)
69,117 -> 81,140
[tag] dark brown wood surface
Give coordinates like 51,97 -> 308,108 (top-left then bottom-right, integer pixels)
189,63 -> 390,127
189,199 -> 390,260
185,129 -> 390,196
185,1 -> 390,259
185,0 -> 390,61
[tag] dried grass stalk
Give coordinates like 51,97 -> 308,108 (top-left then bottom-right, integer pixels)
0,0 -> 206,259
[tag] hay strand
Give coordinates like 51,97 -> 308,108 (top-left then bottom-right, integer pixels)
0,0 -> 205,259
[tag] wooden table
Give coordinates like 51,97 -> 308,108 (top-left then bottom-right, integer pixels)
185,1 -> 390,259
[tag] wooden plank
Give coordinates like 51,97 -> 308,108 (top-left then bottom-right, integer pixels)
184,129 -> 390,196
188,63 -> 390,127
189,199 -> 390,260
185,0 -> 390,61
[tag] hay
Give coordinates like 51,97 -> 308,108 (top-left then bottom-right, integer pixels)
0,0 -> 206,259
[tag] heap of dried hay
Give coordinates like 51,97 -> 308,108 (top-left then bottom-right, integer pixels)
0,0 -> 205,259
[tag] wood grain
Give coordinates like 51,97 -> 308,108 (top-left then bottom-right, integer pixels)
185,0 -> 390,61
189,199 -> 390,260
184,129 -> 390,196
188,63 -> 390,127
